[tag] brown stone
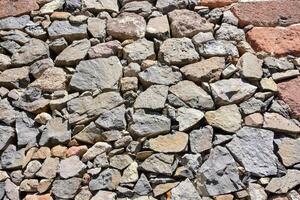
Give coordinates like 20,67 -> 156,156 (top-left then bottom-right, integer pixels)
0,0 -> 39,19
214,194 -> 234,200
201,0 -> 237,8
278,77 -> 300,119
232,1 -> 300,27
66,145 -> 88,157
246,25 -> 300,56
24,194 -> 53,200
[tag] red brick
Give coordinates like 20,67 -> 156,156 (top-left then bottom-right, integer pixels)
0,0 -> 39,19
246,25 -> 300,57
232,0 -> 300,27
278,77 -> 300,119
200,0 -> 238,8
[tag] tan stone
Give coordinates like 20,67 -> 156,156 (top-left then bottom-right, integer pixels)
201,0 -> 237,8
244,113 -> 263,128
263,112 -> 300,134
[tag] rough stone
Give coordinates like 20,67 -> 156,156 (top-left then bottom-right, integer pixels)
123,39 -> 155,63
39,0 -> 64,14
91,190 -> 116,200
240,52 -> 263,81
0,1 -> 39,19
55,39 -> 91,66
1,145 -> 24,169
138,65 -> 182,87
0,67 -> 29,89
0,15 -> 31,30
153,182 -> 179,197
168,9 -> 213,38
176,107 -> 204,131
232,1 -> 300,27
180,57 -> 225,83
205,104 -> 242,133
128,113 -> 171,138
140,153 -> 174,175
210,78 -> 257,106
87,17 -> 106,40
12,39 -> 49,66
263,112 -> 300,134
121,1 -> 154,17
227,127 -> 280,176
146,15 -> 170,40
266,170 -> 300,194
199,40 -> 239,58
201,0 -> 237,8
190,125 -> 213,153
82,0 -> 119,13
215,23 -> 245,41
156,0 -> 193,14
95,105 -> 126,130
69,56 -> 122,92
52,178 -> 82,199
158,38 -> 199,66
82,142 -> 111,162
169,80 -> 214,110
170,178 -> 202,200
0,98 -> 18,125
89,168 -> 121,191
148,132 -> 188,153
248,183 -> 267,200
0,125 -> 14,151
59,156 -> 86,179
0,54 -> 11,71
246,25 -> 300,57
110,154 -> 133,170
88,40 -> 122,59
278,77 -> 300,119
107,12 -> 146,41
197,146 -> 244,196
48,20 -> 87,42
120,161 -> 139,183
29,58 -> 54,79
36,157 -> 59,179
134,85 -> 168,110
277,137 -> 300,167
134,173 -> 152,195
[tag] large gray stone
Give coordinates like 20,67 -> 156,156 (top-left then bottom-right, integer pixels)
190,125 -> 213,153
170,178 -> 201,200
1,145 -> 24,169
52,178 -> 82,199
82,0 -> 119,13
69,56 -> 122,92
16,112 -> 39,147
140,153 -> 174,175
89,168 -> 121,191
0,15 -> 31,30
95,105 -> 126,130
59,156 -> 86,179
227,127 -> 280,177
0,125 -> 14,151
123,39 -> 155,63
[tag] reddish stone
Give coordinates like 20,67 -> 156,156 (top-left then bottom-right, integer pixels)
200,0 -> 238,8
214,194 -> 234,200
24,194 -> 53,200
246,25 -> 300,57
66,145 -> 88,157
232,0 -> 300,27
278,77 -> 300,119
0,0 -> 39,19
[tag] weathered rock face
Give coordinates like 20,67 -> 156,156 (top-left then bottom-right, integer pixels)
246,25 -> 300,57
266,170 -> 300,194
227,127 -> 280,177
197,146 -> 244,196
277,137 -> 300,167
0,1 -> 39,19
82,0 -> 119,13
146,15 -> 170,40
201,0 -> 237,8
232,0 -> 300,27
123,39 -> 155,63
69,56 -> 122,92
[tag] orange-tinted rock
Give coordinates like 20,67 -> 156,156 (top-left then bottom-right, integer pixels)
0,0 -> 39,19
246,25 -> 300,57
24,194 -> 53,200
214,194 -> 234,200
200,0 -> 238,8
232,0 -> 300,27
278,77 -> 300,119
66,145 -> 88,157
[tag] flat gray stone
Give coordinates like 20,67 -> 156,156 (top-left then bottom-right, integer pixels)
0,15 -> 31,30
1,145 -> 24,169
89,168 -> 121,191
59,156 -> 86,179
0,125 -> 14,151
190,125 -> 213,153
52,177 -> 82,199
123,39 -> 155,63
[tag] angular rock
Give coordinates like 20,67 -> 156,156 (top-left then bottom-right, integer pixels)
120,161 -> 139,183
140,153 -> 174,175
0,67 -> 29,89
48,20 -> 87,42
201,0 -> 237,8
0,15 -> 31,30
49,37 -> 68,54
264,57 -> 294,73
199,40 -> 239,58
146,15 -> 170,40
4,179 -> 19,200
82,142 -> 111,162
0,125 -> 14,151
0,98 -> 18,125
0,1 -> 39,19
24,160 -> 42,178
40,0 -> 64,14
263,112 -> 300,134
95,105 -> 126,130
278,77 -> 300,119
277,137 -> 300,167
134,173 -> 152,195
88,40 -> 122,59
176,107 -> 204,131
0,54 -> 11,71
180,57 -> 225,83
82,0 -> 119,13
110,154 -> 133,170
87,17 -> 106,40
153,182 -> 179,197
36,157 -> 59,179
240,52 -> 263,81
1,145 -> 24,169
197,146 -> 244,196
123,39 -> 155,63
168,9 -> 213,38
16,112 -> 39,147
29,67 -> 67,93
39,118 -> 71,146
69,56 -> 122,92
170,80 -> 214,110
0,29 -> 30,45
156,0 -> 192,14
52,178 -> 81,199
107,12 -> 146,41
138,65 -> 182,87
215,23 -> 245,41
55,39 -> 91,66
205,104 -> 242,133
121,1 -> 154,17
272,70 -> 300,82
91,190 -> 116,200
210,78 -> 257,106
266,170 -> 300,194
128,113 -> 171,138
190,125 -> 213,153
148,132 -> 188,153
170,178 -> 201,200
59,156 -> 86,179
89,168 -> 121,191
12,39 -> 49,66
134,85 -> 168,110
246,25 -> 300,57
248,183 -> 267,200
30,58 -> 54,79
232,0 -> 300,27
158,38 -> 199,66
227,127 -> 280,176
